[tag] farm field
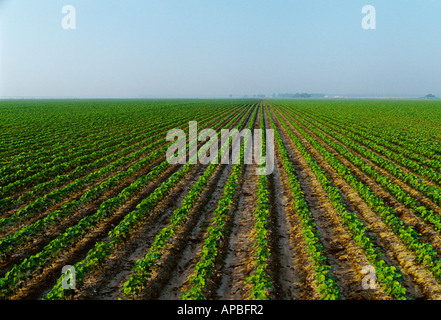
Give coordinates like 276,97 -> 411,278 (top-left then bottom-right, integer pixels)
1,98 -> 441,300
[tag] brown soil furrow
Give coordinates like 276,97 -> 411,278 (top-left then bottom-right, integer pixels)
72,164 -> 210,300
292,112 -> 441,259
64,105 -> 255,300
268,139 -> 311,299
0,153 -> 173,276
147,163 -> 233,300
297,111 -> 441,218
215,168 -> 256,299
9,162 -> 189,300
5,108 -> 250,300
280,108 -> 441,299
214,131 -> 259,299
152,106 -> 258,300
271,106 -> 390,299
261,106 -> 308,300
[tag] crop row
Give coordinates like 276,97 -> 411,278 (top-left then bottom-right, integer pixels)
243,104 -> 273,300
0,120 -> 157,188
179,105 -> 258,300
277,105 -> 441,283
0,106 -> 247,298
43,104 -> 254,300
0,106 -> 220,188
306,105 -> 441,157
0,100 -> 217,163
0,105 -> 225,201
266,106 -> 341,300
121,105 -> 256,298
288,110 -> 441,233
294,109 -> 441,191
0,106 -> 236,230
274,105 -> 407,299
306,111 -> 441,173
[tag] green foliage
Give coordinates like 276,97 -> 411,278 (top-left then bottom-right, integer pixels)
275,102 -> 441,286
266,105 -> 341,300
275,105 -> 407,299
180,105 -> 259,300
42,103 -> 253,300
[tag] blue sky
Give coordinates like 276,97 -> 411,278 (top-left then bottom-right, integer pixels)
1,0 -> 441,98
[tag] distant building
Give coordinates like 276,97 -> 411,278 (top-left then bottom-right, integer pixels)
277,93 -> 325,99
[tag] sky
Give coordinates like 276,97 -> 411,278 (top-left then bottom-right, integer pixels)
1,0 -> 441,98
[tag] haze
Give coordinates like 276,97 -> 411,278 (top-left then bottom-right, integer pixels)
1,0 -> 440,98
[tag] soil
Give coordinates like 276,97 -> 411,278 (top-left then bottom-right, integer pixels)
3,102 -> 441,300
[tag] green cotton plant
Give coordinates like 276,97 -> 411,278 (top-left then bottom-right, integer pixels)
0,106 -> 224,220
266,105 -> 341,300
274,105 -> 407,299
0,144 -> 168,255
294,110 -> 441,208
180,168 -> 239,300
1,106 -> 241,300
44,104 -> 252,301
292,107 -> 441,233
277,104 -> 441,284
307,112 -> 441,185
244,175 -> 273,300
122,162 -> 218,297
297,106 -> 441,174
243,105 -> 273,300
180,105 -> 258,300
0,139 -> 162,231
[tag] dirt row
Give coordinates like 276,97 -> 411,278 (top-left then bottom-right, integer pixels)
69,104 -> 261,300
0,109 -> 236,224
274,105 -> 441,299
0,109 -> 243,277
312,112 -> 439,165
292,111 -> 441,254
264,106 -> 314,299
297,110 -> 441,215
2,106 -> 251,300
1,108 -> 243,247
6,101 -> 441,300
268,105 -> 393,299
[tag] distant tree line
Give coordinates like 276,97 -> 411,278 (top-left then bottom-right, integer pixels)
276,93 -> 325,99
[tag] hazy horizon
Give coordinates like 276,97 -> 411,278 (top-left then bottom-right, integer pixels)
1,1 -> 441,99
